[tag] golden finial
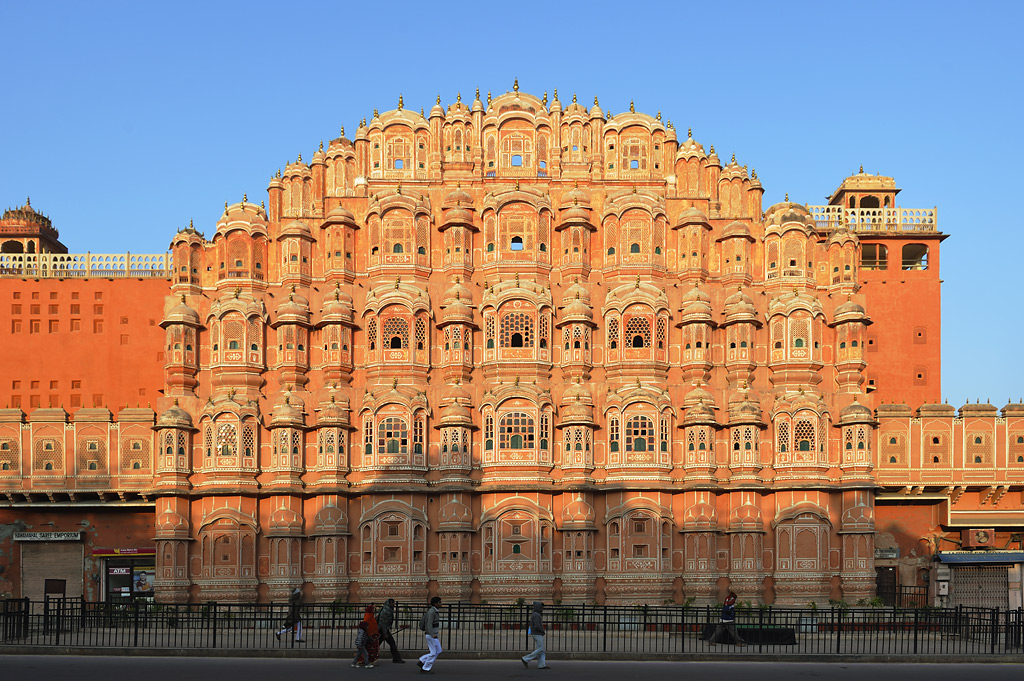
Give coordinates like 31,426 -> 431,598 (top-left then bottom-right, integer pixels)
234,287 -> 241,299
436,94 -> 441,105
515,179 -> 520,191
392,377 -> 398,390
629,100 -> 635,113
573,179 -> 578,188
656,111 -> 661,120
553,88 -> 558,100
398,94 -> 403,110
261,200 -> 265,210
541,91 -> 547,106
515,272 -> 520,286
225,201 -> 228,212
514,375 -> 520,387
475,87 -> 480,100
457,92 -> 462,105
572,92 -> 577,103
276,168 -> 281,177
688,127 -> 692,138
395,276 -> 401,289
594,95 -> 599,106
25,196 -> 30,207
373,108 -> 379,118
785,193 -> 789,202
632,184 -> 637,194
487,91 -> 492,105
513,77 -> 519,93
731,153 -> 736,163
297,153 -> 302,162
361,117 -> 366,126
397,182 -> 402,195
180,294 -> 186,303
709,145 -> 715,154
420,107 -> 424,117
189,218 -> 193,230
242,193 -> 247,204
635,275 -> 641,289
859,164 -> 864,173
319,140 -> 323,151
340,125 -> 345,137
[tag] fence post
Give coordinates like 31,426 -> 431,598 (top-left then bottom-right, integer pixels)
446,602 -> 452,653
834,607 -> 842,655
990,608 -> 998,654
212,602 -> 218,649
602,605 -> 608,652
913,607 -> 919,655
132,599 -> 140,647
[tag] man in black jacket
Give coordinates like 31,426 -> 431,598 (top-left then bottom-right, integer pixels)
521,601 -> 551,669
377,598 -> 405,663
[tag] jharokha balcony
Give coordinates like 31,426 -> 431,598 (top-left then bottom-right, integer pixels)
807,205 -> 938,233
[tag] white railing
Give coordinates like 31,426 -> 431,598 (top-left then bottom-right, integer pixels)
808,206 -> 938,232
0,252 -> 171,278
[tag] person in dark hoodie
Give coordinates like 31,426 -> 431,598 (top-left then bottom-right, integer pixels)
275,587 -> 304,642
377,598 -> 405,663
521,601 -> 551,669
708,591 -> 746,646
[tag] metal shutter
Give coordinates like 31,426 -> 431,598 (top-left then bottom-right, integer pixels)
949,565 -> 1009,609
20,543 -> 84,601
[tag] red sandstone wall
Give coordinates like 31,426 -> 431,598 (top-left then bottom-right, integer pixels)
0,279 -> 169,411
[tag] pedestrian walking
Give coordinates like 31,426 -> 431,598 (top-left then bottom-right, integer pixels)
377,598 -> 406,663
275,587 -> 304,642
351,620 -> 374,668
708,591 -> 746,646
521,600 -> 551,669
355,604 -> 381,666
417,596 -> 443,674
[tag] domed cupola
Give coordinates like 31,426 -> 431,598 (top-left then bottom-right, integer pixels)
156,399 -> 196,431
274,286 -> 311,327
270,388 -> 305,429
679,282 -> 713,324
722,287 -> 758,325
562,494 -> 597,530
320,283 -> 354,325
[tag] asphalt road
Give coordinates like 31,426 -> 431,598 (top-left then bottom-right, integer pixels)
3,657 -> 1022,681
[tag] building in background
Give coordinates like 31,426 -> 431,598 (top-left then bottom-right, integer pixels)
0,89 -> 1020,608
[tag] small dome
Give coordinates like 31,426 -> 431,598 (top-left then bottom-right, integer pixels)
683,384 -> 714,408
562,279 -> 591,305
155,511 -> 190,538
562,182 -> 592,208
311,505 -> 349,536
163,297 -> 200,327
317,394 -> 351,428
833,298 -> 867,323
561,295 -> 594,323
275,290 -> 310,323
444,381 -> 472,404
440,401 -> 472,425
280,219 -> 312,239
728,504 -> 763,531
216,200 -> 268,236
157,402 -> 194,430
680,283 -> 713,322
721,220 -> 752,240
683,502 -> 717,530
443,205 -> 474,227
563,496 -> 596,527
268,506 -> 304,535
321,286 -> 354,323
561,398 -> 594,423
439,496 -> 473,529
675,131 -> 707,160
676,206 -> 709,227
445,184 -> 474,207
270,390 -> 305,428
723,287 -> 757,323
839,396 -> 873,423
326,205 -> 356,223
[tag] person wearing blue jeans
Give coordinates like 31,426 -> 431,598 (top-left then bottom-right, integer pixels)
521,601 -> 551,669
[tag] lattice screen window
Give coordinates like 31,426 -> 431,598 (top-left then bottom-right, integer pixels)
499,412 -> 535,449
483,313 -> 495,346
121,439 -> 150,471
217,423 -> 237,457
620,137 -> 648,171
364,419 -> 374,455
242,425 -> 255,458
501,213 -> 534,252
324,429 -> 336,454
227,238 -> 247,269
856,427 -> 870,452
790,318 -> 809,349
881,432 -> 907,465
500,132 -> 533,168
77,437 -> 106,472
660,417 -> 670,452
378,417 -> 409,455
624,316 -> 652,348
413,417 -> 424,454
0,439 -> 18,472
924,432 -> 949,465
247,318 -> 260,351
500,312 -> 534,348
698,427 -> 711,453
383,216 -> 412,254
367,317 -> 378,350
416,216 -> 429,254
609,416 -> 620,452
966,432 -> 993,465
34,438 -> 63,471
540,412 -> 550,449
484,414 -> 494,450
451,326 -> 461,349
381,317 -> 409,349
386,136 -> 410,170
777,420 -> 790,453
793,420 -> 816,452
225,320 -> 244,351
563,327 -> 571,350
415,318 -> 427,350
204,426 -> 213,458
607,316 -> 619,349
656,317 -> 667,350
621,218 -> 651,256
625,416 -> 654,453
1010,433 -> 1024,464
538,313 -> 549,348
783,239 -> 802,269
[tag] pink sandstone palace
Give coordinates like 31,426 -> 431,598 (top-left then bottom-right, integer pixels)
0,86 -> 1021,609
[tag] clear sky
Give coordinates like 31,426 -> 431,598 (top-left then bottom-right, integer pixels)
2,1 -> 1022,405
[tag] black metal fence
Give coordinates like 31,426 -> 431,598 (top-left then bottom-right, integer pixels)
2,599 -> 1022,657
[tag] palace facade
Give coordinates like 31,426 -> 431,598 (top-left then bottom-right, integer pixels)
1,88 -> 1021,608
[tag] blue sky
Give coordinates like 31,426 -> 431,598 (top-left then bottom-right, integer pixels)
2,1 -> 1022,404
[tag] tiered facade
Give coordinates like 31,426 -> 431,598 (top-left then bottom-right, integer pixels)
1,88 -> 1021,607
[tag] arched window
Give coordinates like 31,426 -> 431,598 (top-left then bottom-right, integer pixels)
625,415 -> 654,453
510,236 -> 524,251
377,417 -> 409,455
393,243 -> 403,253
381,316 -> 409,350
500,311 -> 534,348
624,316 -> 651,348
630,243 -> 641,253
499,412 -> 535,450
